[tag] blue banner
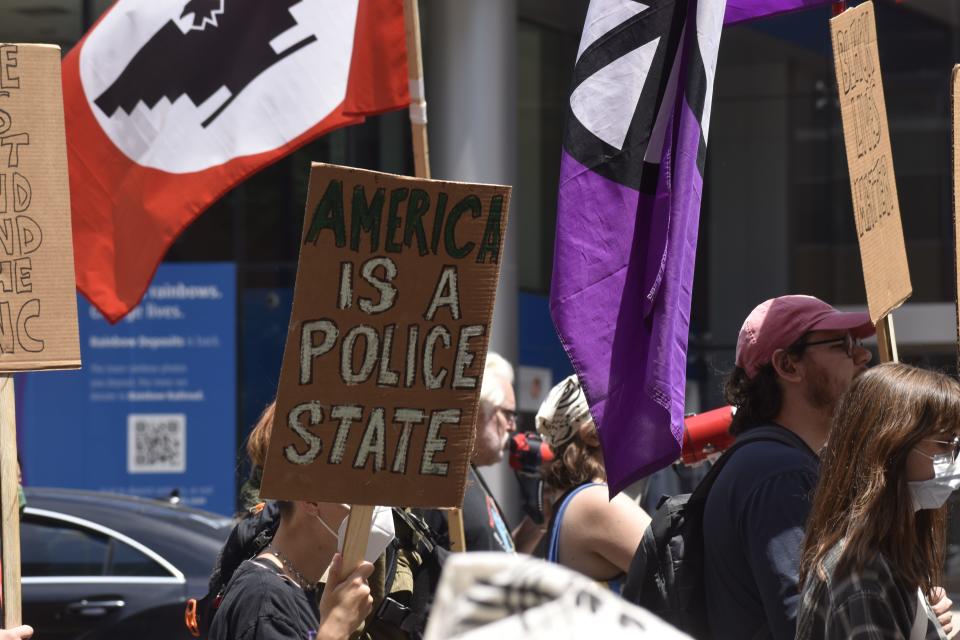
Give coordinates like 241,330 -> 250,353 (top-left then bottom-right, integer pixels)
19,263 -> 237,515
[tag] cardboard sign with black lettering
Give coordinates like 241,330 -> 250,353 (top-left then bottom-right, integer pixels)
830,2 -> 911,323
0,44 -> 80,371
260,163 -> 510,507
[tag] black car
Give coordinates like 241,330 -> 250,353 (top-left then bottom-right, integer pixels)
20,488 -> 234,640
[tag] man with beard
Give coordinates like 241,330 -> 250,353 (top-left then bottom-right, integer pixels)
420,352 -> 528,552
703,295 -> 874,640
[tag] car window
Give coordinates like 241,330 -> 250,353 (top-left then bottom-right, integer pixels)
108,539 -> 170,577
21,518 -> 108,577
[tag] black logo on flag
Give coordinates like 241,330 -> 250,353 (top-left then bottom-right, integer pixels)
564,0 -> 708,193
94,0 -> 317,128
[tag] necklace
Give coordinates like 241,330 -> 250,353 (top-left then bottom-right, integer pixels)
265,546 -> 318,592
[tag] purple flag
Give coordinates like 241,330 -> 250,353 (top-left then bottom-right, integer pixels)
725,0 -> 833,24
550,0 -> 830,495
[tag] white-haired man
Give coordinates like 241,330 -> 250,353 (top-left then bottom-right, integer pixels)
419,352 -> 520,552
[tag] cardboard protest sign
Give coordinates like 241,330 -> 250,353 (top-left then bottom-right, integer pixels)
953,65 -> 960,369
260,163 -> 510,508
0,44 -> 80,371
830,2 -> 911,323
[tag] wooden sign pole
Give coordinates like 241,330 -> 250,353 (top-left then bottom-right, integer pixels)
0,376 -> 22,627
447,508 -> 467,552
341,505 -> 376,571
875,314 -> 898,364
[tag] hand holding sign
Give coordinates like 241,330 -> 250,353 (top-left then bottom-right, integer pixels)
317,552 -> 375,640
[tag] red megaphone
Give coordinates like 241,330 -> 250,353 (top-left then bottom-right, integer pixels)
681,405 -> 735,466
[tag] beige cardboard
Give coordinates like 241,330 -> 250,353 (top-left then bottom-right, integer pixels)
260,163 -> 510,508
830,2 -> 911,323
953,65 -> 960,369
0,44 -> 80,371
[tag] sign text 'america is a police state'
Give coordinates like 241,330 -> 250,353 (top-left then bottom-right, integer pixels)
260,163 -> 510,508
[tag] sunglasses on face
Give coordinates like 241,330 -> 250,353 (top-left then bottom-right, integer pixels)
914,436 -> 960,462
790,333 -> 863,358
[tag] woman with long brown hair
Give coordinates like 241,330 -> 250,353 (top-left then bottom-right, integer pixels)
797,362 -> 960,639
535,375 -> 650,591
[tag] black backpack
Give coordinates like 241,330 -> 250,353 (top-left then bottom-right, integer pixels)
621,425 -> 803,639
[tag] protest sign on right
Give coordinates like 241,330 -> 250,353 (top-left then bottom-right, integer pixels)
830,1 -> 911,324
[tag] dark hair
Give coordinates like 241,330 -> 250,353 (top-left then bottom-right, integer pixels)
800,363 -> 960,594
543,421 -> 606,491
724,364 -> 783,435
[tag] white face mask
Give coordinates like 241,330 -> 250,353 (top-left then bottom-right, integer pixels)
908,453 -> 960,511
325,505 -> 395,563
314,503 -> 350,539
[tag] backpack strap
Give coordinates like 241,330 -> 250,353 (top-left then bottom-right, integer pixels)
621,425 -> 808,619
688,424 -> 809,504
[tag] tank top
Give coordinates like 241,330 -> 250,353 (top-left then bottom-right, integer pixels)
546,481 -> 624,594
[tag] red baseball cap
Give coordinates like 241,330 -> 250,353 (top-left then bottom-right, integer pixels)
735,295 -> 876,378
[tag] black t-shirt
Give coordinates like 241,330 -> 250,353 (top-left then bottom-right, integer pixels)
703,425 -> 819,640
419,466 -> 515,552
209,558 -> 320,640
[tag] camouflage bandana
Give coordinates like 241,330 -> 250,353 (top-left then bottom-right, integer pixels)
535,375 -> 594,449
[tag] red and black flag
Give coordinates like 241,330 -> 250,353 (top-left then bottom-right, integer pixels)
64,0 -> 410,322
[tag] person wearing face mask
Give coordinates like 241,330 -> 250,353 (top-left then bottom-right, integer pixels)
796,363 -> 960,640
209,500 -> 375,640
195,401 -> 443,640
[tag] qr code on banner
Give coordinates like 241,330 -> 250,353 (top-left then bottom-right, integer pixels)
127,414 -> 186,473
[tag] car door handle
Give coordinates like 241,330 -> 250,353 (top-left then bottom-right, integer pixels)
66,599 -> 125,617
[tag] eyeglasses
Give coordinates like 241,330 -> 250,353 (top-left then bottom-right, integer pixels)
496,407 -> 518,427
790,333 -> 863,358
913,436 -> 960,462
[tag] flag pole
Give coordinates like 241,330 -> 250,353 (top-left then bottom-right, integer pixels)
404,0 -> 431,180
401,0 -> 466,551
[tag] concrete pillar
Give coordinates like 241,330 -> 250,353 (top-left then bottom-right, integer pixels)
420,0 -> 521,519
